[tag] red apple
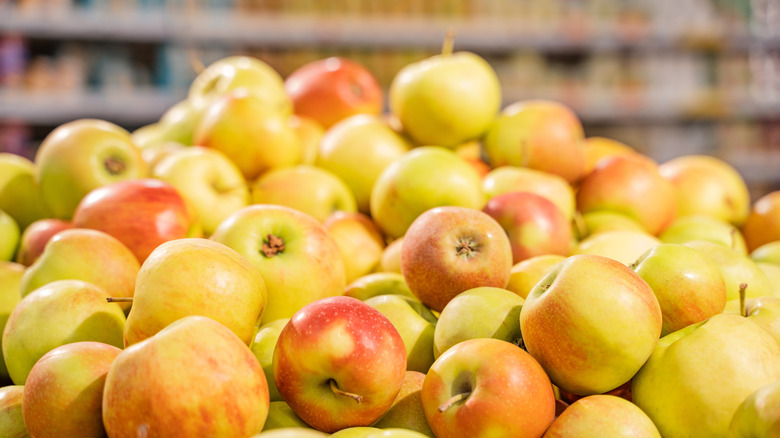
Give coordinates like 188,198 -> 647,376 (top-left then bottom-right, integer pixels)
273,296 -> 407,433
401,206 -> 513,312
72,178 -> 198,263
482,192 -> 572,264
285,57 -> 384,129
421,338 -> 555,438
742,191 -> 780,252
14,218 -> 73,266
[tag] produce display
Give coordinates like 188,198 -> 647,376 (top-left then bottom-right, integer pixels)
0,37 -> 779,438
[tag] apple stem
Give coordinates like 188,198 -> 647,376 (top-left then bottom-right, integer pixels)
329,379 -> 362,404
106,297 -> 134,303
739,283 -> 748,317
441,28 -> 455,57
438,392 -> 470,413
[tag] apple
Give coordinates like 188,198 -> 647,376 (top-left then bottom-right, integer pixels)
317,114 -> 412,213
0,211 -> 18,262
482,99 -> 586,183
152,146 -> 249,236
520,254 -> 662,395
0,262 -> 24,382
658,154 -> 750,226
576,154 -> 677,235
251,165 -> 357,223
483,191 -> 572,264
22,341 -> 120,438
758,262 -> 780,297
683,240 -> 772,300
543,394 -> 661,437
742,190 -> 780,252
582,136 -> 637,176
632,313 -> 780,437
363,294 -> 437,373
124,238 -> 267,346
263,401 -> 312,431
273,296 -> 407,433
421,338 -> 555,437
3,279 -> 125,384
574,211 -> 648,241
72,178 -> 198,263
751,241 -> 780,265
728,380 -> 780,437
0,385 -> 26,437
290,115 -> 325,165
138,140 -> 187,171
154,98 -> 201,146
324,211 -> 386,283
194,90 -> 302,181
285,57 -> 384,129
506,254 -> 566,299
379,237 -> 404,274
370,146 -> 485,239
344,272 -> 416,301
372,371 -> 434,437
433,286 -> 523,358
454,140 -> 491,178
211,204 -> 346,325
103,315 -> 270,437
34,119 -> 147,220
255,428 -> 328,437
14,218 -> 73,266
250,318 -> 290,402
659,214 -> 747,255
365,430 -> 432,438
482,165 -> 576,220
401,206 -> 513,312
0,153 -> 51,230
573,229 -> 661,265
389,48 -> 501,148
632,243 -> 727,336
329,427 -> 381,438
724,296 -> 780,344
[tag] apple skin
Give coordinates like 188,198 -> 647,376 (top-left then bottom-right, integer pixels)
124,238 -> 267,347
317,114 -> 412,214
576,154 -> 677,235
483,99 -> 586,183
582,136 -> 637,176
34,119 -> 147,220
379,237 -> 404,274
751,241 -> 780,266
0,211 -> 19,262
103,315 -> 270,437
0,153 -> 51,230
728,380 -> 780,437
14,218 -> 73,266
683,240 -> 772,300
658,154 -> 750,227
0,385 -> 26,438
723,296 -> 780,344
421,338 -> 555,438
400,206 -> 513,313
520,254 -> 662,395
632,243 -> 728,336
211,204 -> 346,325
344,272 -> 416,302
632,314 -> 780,437
272,296 -> 407,433
742,190 -> 780,252
250,318 -> 290,402
389,51 -> 501,148
22,341 -> 121,438
573,229 -> 661,266
0,262 -> 24,382
372,371 -> 434,437
483,192 -> 572,264
251,165 -> 358,223
659,214 -> 747,255
575,211 -> 646,240
263,401 -> 312,431
289,115 -> 324,165
255,428 -> 328,437
323,211 -> 386,284
370,146 -> 486,239
543,394 -> 660,438
2,279 -> 125,385
285,57 -> 384,129
506,254 -> 566,299
482,165 -> 576,220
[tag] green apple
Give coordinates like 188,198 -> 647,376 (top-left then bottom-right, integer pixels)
155,98 -> 201,146
0,153 -> 51,230
324,211 -> 386,283
103,315 -> 270,437
316,114 -> 412,213
152,146 -> 249,236
251,165 -> 357,223
433,287 -> 523,358
329,427 -> 381,438
543,394 -> 661,438
758,262 -> 780,297
22,341 -> 120,438
751,241 -> 780,265
263,401 -> 311,431
574,211 -> 646,240
573,229 -> 661,265
364,294 -> 437,373
289,115 -> 324,165
728,380 -> 780,437
130,122 -> 169,150
389,49 -> 500,148
211,204 -> 346,325
344,272 -> 415,301
683,240 -> 772,300
659,214 -> 747,255
0,262 -> 24,382
370,146 -> 485,239
520,254 -> 662,395
379,237 -> 404,274
723,296 -> 780,344
250,318 -> 290,402
482,165 -> 575,220
3,279 -> 125,384
0,211 -> 19,262
254,428 -> 327,438
372,371 -> 434,437
139,140 -> 187,171
632,314 -> 780,437
125,238 -> 267,346
34,119 -> 147,220
0,385 -> 26,438
506,254 -> 566,299
632,243 -> 727,336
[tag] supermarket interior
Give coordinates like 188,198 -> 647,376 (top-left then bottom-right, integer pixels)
0,0 -> 778,198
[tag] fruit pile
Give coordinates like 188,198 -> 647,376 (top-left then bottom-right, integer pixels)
0,41 -> 779,438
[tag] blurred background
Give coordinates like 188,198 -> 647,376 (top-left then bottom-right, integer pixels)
0,0 -> 779,197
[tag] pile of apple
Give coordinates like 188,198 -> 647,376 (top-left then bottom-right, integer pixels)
0,37 -> 779,438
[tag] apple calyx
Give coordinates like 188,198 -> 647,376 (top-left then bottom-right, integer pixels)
739,282 -> 748,317
456,237 -> 479,258
438,391 -> 470,413
261,234 -> 285,258
104,156 -> 127,175
329,379 -> 362,403
106,297 -> 134,303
